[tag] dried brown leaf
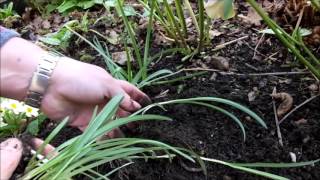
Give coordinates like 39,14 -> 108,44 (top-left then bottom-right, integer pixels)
271,92 -> 293,117
205,56 -> 230,71
112,51 -> 133,65
238,7 -> 262,26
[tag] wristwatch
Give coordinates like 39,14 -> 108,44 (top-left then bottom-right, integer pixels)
25,52 -> 60,108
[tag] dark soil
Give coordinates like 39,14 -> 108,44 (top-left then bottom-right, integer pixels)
121,75 -> 320,180
110,28 -> 320,179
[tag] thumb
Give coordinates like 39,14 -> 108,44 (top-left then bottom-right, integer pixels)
0,138 -> 23,180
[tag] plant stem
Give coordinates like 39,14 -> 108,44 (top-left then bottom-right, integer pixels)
142,0 -> 155,79
197,0 -> 205,53
163,0 -> 189,49
175,0 -> 188,38
311,0 -> 320,11
116,0 -> 143,70
124,44 -> 133,82
152,1 -> 184,47
297,34 -> 320,67
246,0 -> 320,79
184,0 -> 200,34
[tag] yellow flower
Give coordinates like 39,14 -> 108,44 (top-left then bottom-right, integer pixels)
24,105 -> 39,117
1,99 -> 24,114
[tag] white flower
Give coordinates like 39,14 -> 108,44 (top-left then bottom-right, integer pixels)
0,99 -> 24,114
24,105 -> 39,117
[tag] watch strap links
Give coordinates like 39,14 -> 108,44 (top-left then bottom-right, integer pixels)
25,52 -> 59,108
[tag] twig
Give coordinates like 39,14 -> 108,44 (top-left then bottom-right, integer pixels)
253,33 -> 265,59
272,87 -> 284,147
245,43 -> 268,58
182,68 -> 310,76
212,35 -> 249,51
245,63 -> 259,71
263,51 -> 278,61
279,95 -> 320,124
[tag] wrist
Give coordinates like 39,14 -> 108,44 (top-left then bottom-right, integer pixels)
25,52 -> 60,108
0,37 -> 46,101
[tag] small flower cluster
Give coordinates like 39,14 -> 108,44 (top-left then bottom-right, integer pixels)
0,98 -> 39,127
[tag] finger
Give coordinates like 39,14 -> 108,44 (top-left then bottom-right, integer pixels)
107,128 -> 125,138
116,108 -> 137,131
119,92 -> 141,112
69,105 -> 99,129
31,138 -> 57,158
78,125 -> 87,132
116,108 -> 131,118
0,138 -> 23,180
118,80 -> 152,106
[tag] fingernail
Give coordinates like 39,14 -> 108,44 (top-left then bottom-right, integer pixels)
132,100 -> 141,109
140,97 -> 152,106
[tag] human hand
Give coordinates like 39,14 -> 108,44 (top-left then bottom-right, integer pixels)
1,37 -> 149,133
0,138 -> 23,180
41,57 -> 151,131
0,138 -> 55,180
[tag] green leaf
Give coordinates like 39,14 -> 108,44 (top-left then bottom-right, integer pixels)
26,114 -> 47,136
260,28 -> 312,37
104,0 -> 117,7
233,159 -> 320,168
205,0 -> 235,20
123,5 -> 137,16
77,0 -> 96,9
57,0 -> 77,13
38,37 -> 61,46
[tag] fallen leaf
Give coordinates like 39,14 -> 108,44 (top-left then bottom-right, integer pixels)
205,0 -> 236,20
271,92 -> 293,117
112,51 -> 133,65
42,20 -> 51,29
209,29 -> 223,39
138,17 -> 148,30
248,87 -> 259,102
31,16 -> 43,30
105,30 -> 120,45
205,56 -> 230,71
308,83 -> 319,92
185,17 -> 193,28
238,7 -> 262,26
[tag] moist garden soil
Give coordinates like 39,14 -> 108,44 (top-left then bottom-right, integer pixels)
4,1 -> 320,180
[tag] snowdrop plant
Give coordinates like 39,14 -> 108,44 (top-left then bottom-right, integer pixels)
24,96 -> 319,180
0,98 -> 44,137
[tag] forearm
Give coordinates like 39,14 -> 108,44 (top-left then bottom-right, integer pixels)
0,37 -> 47,101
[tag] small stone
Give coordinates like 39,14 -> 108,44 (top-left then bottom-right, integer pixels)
303,136 -> 310,144
289,152 -> 297,162
308,84 -> 319,92
223,175 -> 232,180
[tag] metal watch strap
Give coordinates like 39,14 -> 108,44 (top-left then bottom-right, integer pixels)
25,52 -> 59,108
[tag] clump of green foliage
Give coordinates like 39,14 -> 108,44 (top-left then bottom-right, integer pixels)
139,0 -> 209,55
0,2 -> 18,20
64,0 -> 205,89
38,12 -> 89,51
28,0 -> 104,14
0,98 -> 46,137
